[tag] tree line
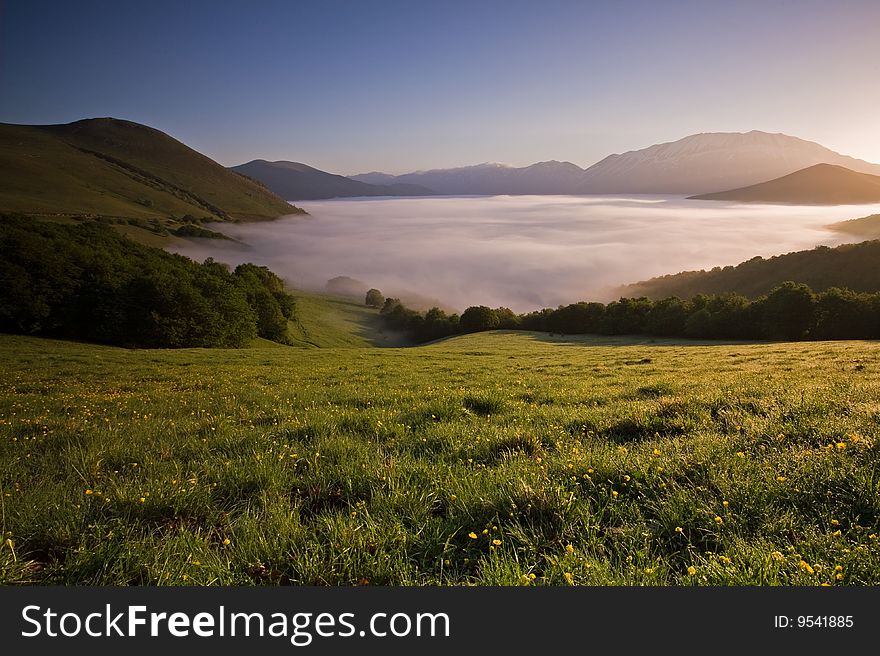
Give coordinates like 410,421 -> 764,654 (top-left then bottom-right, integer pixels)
375,282 -> 880,343
0,215 -> 295,348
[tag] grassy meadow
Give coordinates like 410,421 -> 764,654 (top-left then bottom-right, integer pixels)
1,330 -> 879,586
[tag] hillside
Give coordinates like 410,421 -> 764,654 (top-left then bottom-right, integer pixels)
830,213 -> 880,239
690,164 -> 880,204
350,131 -> 880,196
232,160 -> 433,200
621,239 -> 880,299
0,118 -> 301,221
286,290 -> 413,348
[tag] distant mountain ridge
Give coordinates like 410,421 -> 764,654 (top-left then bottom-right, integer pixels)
690,163 -> 880,204
349,131 -> 880,196
351,160 -> 586,195
0,118 -> 301,221
232,159 -> 434,200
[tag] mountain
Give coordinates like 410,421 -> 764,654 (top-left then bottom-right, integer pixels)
351,131 -> 880,196
579,131 -> 880,194
620,239 -> 880,300
231,160 -> 434,200
350,160 -> 587,195
0,118 -> 301,221
689,164 -> 880,204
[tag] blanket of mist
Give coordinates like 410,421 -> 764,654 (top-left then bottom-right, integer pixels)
171,196 -> 880,313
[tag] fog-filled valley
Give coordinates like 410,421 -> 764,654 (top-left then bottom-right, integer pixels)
172,195 -> 880,312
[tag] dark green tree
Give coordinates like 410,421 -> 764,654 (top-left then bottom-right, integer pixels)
761,281 -> 815,340
460,306 -> 500,333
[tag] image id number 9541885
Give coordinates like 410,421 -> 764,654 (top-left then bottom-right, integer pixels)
774,616 -> 854,628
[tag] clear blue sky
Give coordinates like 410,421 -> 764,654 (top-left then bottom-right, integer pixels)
2,0 -> 879,174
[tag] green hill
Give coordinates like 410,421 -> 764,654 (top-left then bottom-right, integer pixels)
690,164 -> 880,204
0,118 -> 302,222
622,239 -> 880,299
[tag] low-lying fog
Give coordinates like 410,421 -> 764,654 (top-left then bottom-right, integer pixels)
172,195 -> 880,313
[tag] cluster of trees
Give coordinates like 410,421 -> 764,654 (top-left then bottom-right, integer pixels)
372,296 -> 519,342
374,281 -> 880,343
0,215 -> 295,348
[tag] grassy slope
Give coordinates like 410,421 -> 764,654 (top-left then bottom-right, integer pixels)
286,292 -> 413,348
0,119 -> 300,222
0,124 -> 203,219
1,331 -> 878,585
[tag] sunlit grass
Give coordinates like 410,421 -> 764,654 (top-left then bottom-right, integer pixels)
1,332 -> 878,585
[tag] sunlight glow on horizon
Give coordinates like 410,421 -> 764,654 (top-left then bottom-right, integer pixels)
2,1 -> 879,174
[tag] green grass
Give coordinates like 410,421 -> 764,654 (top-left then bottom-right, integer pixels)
285,292 -> 413,348
1,331 -> 879,585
